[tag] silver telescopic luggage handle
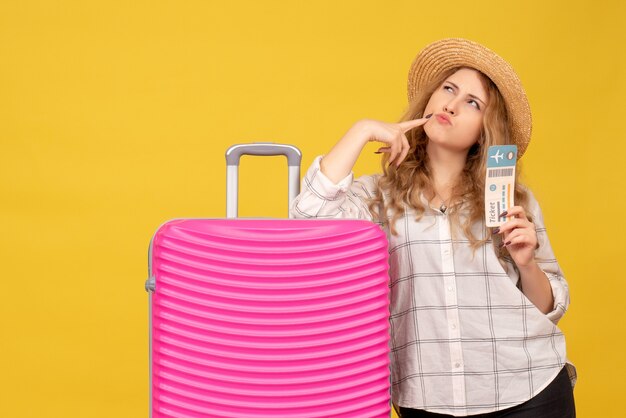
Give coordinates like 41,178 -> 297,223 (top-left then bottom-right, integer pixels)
225,143 -> 302,219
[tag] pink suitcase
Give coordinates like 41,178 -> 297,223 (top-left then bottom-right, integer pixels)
146,144 -> 390,417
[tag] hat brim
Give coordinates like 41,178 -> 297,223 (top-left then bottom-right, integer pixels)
407,38 -> 531,157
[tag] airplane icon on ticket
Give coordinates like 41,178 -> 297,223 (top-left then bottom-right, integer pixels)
490,150 -> 504,164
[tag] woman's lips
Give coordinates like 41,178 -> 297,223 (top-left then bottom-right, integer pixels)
436,114 -> 451,125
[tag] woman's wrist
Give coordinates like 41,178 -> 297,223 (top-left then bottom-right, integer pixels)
516,258 -> 540,272
349,119 -> 374,147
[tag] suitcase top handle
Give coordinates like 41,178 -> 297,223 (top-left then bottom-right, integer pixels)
226,143 -> 302,166
225,143 -> 302,219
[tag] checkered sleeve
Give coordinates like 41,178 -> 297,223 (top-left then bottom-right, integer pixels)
527,190 -> 570,324
289,155 -> 379,221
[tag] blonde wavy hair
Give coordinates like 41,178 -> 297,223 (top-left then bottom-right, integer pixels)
368,67 -> 530,252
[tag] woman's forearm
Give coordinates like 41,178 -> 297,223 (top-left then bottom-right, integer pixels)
518,261 -> 554,314
320,121 -> 369,184
319,117 -> 429,183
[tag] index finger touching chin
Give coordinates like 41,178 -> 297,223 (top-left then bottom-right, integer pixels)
399,116 -> 431,132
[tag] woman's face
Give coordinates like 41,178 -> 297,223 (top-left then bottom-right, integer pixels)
423,68 -> 489,154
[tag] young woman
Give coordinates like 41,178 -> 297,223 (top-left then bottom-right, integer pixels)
290,38 -> 576,417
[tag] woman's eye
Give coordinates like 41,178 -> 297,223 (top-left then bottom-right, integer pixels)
444,86 -> 453,92
469,99 -> 480,109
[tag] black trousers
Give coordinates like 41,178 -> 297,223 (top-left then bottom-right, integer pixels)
398,367 -> 575,418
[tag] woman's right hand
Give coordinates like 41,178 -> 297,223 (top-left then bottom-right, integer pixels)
319,116 -> 431,184
356,116 -> 432,167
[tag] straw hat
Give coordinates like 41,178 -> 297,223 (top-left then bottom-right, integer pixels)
407,38 -> 532,157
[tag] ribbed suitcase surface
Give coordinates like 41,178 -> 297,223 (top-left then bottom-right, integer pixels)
149,218 -> 391,418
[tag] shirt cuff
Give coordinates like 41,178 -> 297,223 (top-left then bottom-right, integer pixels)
306,155 -> 354,199
544,271 -> 569,324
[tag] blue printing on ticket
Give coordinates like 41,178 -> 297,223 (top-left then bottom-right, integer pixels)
487,145 -> 517,168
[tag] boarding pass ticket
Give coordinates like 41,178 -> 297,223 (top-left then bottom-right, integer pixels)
485,145 -> 517,227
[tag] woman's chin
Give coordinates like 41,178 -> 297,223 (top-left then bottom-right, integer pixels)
427,139 -> 475,156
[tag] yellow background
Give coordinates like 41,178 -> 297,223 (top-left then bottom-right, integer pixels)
1,1 -> 624,416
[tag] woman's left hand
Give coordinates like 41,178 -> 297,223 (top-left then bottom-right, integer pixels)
493,205 -> 537,267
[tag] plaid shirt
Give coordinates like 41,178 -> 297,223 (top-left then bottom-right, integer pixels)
290,156 -> 575,416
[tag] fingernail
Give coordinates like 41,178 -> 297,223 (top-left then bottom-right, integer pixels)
374,151 -> 382,154
499,211 -> 508,218
425,113 -> 433,118
504,241 -> 511,246
498,242 -> 505,248
492,227 -> 500,234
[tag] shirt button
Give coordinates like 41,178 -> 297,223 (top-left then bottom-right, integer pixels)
447,286 -> 453,292
451,323 -> 457,329
443,248 -> 450,255
454,362 -> 461,368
